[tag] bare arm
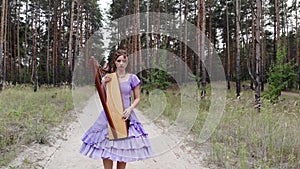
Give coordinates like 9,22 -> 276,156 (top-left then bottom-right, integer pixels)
130,85 -> 140,109
123,85 -> 140,120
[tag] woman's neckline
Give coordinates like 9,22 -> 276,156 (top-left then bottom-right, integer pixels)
118,73 -> 131,83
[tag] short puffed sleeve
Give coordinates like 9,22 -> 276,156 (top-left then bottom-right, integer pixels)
130,74 -> 141,90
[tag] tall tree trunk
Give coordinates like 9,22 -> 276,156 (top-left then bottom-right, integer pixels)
296,0 -> 300,90
85,13 -> 90,69
0,0 -> 6,90
255,0 -> 262,111
132,0 -> 139,73
283,0 -> 288,62
136,0 -> 142,74
46,0 -> 51,84
31,1 -> 38,92
37,0 -> 41,87
3,0 -> 8,85
274,0 -> 280,63
58,0 -> 63,84
200,0 -> 206,97
84,13 -> 92,68
196,0 -> 201,90
208,0 -> 213,78
24,0 -> 29,83
68,0 -> 75,84
236,0 -> 241,98
7,6 -> 12,83
74,0 -> 82,74
184,0 -> 188,82
17,0 -> 21,83
146,0 -> 150,69
53,0 -> 59,85
226,1 -> 231,90
13,5 -> 17,83
261,0 -> 265,91
79,0 -> 83,53
179,0 -> 183,82
251,0 -> 255,90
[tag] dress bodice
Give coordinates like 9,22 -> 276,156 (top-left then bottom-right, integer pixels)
119,74 -> 140,109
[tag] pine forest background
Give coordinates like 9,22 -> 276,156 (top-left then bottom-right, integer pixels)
0,0 -> 300,168
0,0 -> 299,103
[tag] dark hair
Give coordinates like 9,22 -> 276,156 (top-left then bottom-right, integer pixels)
111,49 -> 128,72
101,49 -> 129,73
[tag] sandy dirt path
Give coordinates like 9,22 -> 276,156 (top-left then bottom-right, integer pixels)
4,95 -> 214,169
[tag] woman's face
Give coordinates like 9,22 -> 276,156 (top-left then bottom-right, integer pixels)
114,55 -> 128,71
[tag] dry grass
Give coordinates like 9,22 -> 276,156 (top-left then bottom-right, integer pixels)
0,85 -> 75,167
139,84 -> 300,168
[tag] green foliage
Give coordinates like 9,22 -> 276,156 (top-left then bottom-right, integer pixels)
140,50 -> 174,93
141,68 -> 173,92
263,48 -> 297,103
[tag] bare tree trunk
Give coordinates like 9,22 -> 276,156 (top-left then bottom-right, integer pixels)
137,0 -> 142,74
37,0 -> 42,87
179,0 -> 183,82
146,0 -> 150,69
274,0 -> 280,63
255,0 -> 262,111
85,14 -> 90,69
46,0 -> 51,84
68,0 -> 75,83
200,0 -> 206,97
3,0 -> 8,85
74,0 -> 82,74
283,0 -> 288,62
261,0 -> 265,91
120,0 -> 128,50
251,0 -> 255,90
226,1 -> 231,90
53,0 -> 59,85
8,5 -> 11,82
58,0 -> 63,84
296,0 -> 300,90
12,4 -> 17,83
30,1 -> 38,92
17,0 -> 21,83
208,0 -> 213,78
12,6 -> 17,83
24,0 -> 29,83
184,0 -> 188,82
196,0 -> 201,90
133,0 -> 139,73
79,0 -> 83,53
0,0 -> 6,90
235,0 -> 241,98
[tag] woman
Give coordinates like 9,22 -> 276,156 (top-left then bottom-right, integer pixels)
80,49 -> 153,169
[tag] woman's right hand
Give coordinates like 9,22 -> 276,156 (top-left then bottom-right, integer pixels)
101,75 -> 112,84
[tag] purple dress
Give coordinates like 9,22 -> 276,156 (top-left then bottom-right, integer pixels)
80,74 -> 153,162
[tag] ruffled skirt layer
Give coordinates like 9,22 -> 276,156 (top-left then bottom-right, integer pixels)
79,111 -> 153,162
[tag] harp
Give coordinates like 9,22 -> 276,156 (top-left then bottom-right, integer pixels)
90,57 -> 128,140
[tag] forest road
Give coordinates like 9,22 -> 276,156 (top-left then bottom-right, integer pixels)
4,94 -> 215,169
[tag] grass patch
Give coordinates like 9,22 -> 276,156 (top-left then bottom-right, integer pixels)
0,85 -> 76,167
139,84 -> 208,129
139,84 -> 300,168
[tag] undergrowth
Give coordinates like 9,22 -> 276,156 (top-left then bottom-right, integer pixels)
139,84 -> 300,168
0,85 -> 74,167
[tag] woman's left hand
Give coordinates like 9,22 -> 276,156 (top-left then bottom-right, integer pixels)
123,107 -> 133,120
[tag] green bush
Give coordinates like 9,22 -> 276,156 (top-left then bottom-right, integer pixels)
140,68 -> 173,92
263,47 -> 297,103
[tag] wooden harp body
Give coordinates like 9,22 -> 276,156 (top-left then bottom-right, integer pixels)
91,58 -> 128,140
